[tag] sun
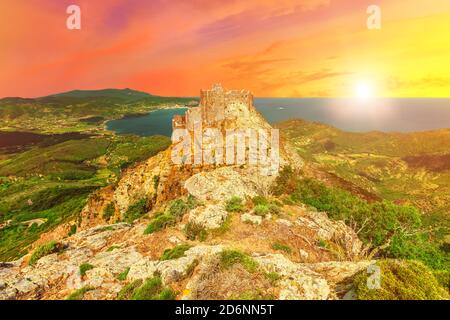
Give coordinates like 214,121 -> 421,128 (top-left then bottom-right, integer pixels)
355,83 -> 374,99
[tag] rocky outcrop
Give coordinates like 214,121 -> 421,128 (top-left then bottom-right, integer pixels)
188,205 -> 228,230
0,85 -> 370,301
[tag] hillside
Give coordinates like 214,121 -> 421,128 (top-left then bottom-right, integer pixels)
0,135 -> 171,261
277,119 -> 450,215
0,86 -> 447,301
0,89 -> 196,134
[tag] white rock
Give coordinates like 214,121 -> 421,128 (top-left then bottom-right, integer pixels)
299,249 -> 309,259
127,259 -> 158,281
188,205 -> 228,229
241,213 -> 262,225
277,219 -> 293,227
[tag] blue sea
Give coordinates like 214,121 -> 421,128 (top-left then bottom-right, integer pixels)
106,98 -> 450,136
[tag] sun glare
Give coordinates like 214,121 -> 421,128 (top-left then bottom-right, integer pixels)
355,83 -> 373,99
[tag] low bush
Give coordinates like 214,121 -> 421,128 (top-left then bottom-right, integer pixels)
225,196 -> 244,213
271,242 -> 292,253
117,267 -> 130,281
353,260 -> 448,300
68,224 -> 77,236
79,263 -> 95,276
254,204 -> 270,217
117,279 -> 143,300
128,277 -> 176,300
144,213 -> 176,234
66,286 -> 94,300
160,244 -> 191,261
168,199 -> 190,218
103,203 -> 115,221
220,250 -> 258,273
29,241 -> 60,266
252,196 -> 269,206
144,197 -> 194,235
272,166 -> 449,273
123,198 -> 148,223
184,221 -> 208,241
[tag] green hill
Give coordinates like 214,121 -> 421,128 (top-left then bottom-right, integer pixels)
277,119 -> 450,215
0,89 -> 197,133
47,88 -> 152,99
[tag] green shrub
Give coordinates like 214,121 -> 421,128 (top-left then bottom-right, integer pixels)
386,233 -> 449,270
211,215 -> 233,236
272,167 -> 447,271
225,196 -> 244,213
143,198 -> 193,235
184,221 -> 207,241
292,178 -> 422,247
433,269 -> 450,292
106,245 -> 120,252
131,277 -> 176,300
103,203 -> 115,221
123,198 -> 148,223
79,263 -> 95,276
353,260 -> 449,300
186,194 -> 199,209
254,204 -> 270,217
144,213 -> 176,234
152,175 -> 160,190
272,242 -> 292,253
318,239 -> 330,249
29,241 -> 60,266
66,286 -> 94,300
252,196 -> 269,206
168,199 -> 190,218
220,250 -> 258,273
271,166 -> 297,196
117,279 -> 143,300
158,287 -> 177,300
68,224 -> 77,236
265,272 -> 281,284
232,290 -> 275,300
117,267 -> 130,281
160,244 -> 191,261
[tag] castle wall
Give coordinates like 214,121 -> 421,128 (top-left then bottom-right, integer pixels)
173,84 -> 254,131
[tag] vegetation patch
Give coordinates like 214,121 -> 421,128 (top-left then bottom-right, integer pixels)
123,198 -> 148,223
117,279 -> 143,300
271,242 -> 292,253
103,203 -> 115,221
117,267 -> 130,281
220,250 -> 258,273
144,197 -> 195,235
65,286 -> 94,300
160,244 -> 192,261
272,166 -> 449,273
353,260 -> 449,300
79,263 -> 95,276
231,290 -> 275,300
225,196 -> 244,213
184,221 -> 208,241
254,204 -> 270,217
264,272 -> 282,284
144,212 -> 177,235
28,241 -> 61,266
67,224 -> 77,237
118,277 -> 177,300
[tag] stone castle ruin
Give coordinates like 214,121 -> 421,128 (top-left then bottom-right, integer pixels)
170,84 -> 282,175
172,84 -> 257,131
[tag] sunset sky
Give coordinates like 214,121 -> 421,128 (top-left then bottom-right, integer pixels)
1,0 -> 450,98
